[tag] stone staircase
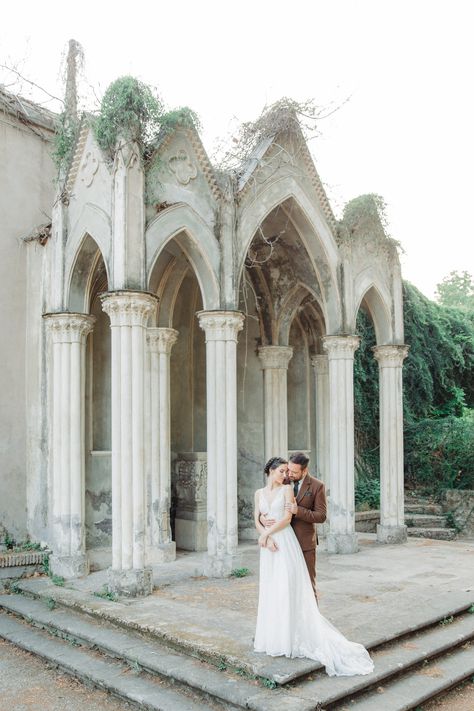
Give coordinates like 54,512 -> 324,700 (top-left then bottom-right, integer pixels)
405,498 -> 457,541
1,580 -> 473,711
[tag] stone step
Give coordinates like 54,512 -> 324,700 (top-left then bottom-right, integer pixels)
0,612 -> 223,711
405,503 -> 443,516
407,527 -> 457,541
327,642 -> 474,710
2,592 -> 474,711
0,594 -> 312,711
295,608 -> 474,708
405,514 -> 447,528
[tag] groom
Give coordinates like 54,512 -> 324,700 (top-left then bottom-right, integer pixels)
263,452 -> 327,598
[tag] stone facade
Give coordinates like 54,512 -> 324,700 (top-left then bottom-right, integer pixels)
0,86 -> 409,595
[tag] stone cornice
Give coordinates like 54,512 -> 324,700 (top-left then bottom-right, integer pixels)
43,312 -> 96,343
197,310 -> 245,341
322,335 -> 360,359
373,344 -> 409,367
147,327 -> 179,354
100,291 -> 157,327
258,345 -> 294,369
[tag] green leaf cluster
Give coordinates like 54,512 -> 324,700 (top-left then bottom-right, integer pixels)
52,112 -> 79,173
94,76 -> 163,154
92,77 -> 200,158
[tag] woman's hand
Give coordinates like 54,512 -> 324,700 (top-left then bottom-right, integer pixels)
258,532 -> 268,548
266,536 -> 278,552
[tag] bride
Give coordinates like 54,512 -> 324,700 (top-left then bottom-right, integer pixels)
254,456 -> 374,677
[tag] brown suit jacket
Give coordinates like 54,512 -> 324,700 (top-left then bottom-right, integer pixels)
291,474 -> 327,551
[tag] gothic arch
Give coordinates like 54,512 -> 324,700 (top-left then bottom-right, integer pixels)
67,232 -> 109,313
237,179 -> 341,332
146,204 -> 220,310
352,274 -> 393,344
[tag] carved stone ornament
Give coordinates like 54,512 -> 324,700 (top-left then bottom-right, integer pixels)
372,344 -> 409,368
310,354 -> 329,374
322,335 -> 360,359
168,149 -> 198,185
197,311 -> 245,342
175,459 -> 207,508
43,312 -> 96,343
258,345 -> 293,369
146,327 -> 179,355
100,291 -> 157,327
80,151 -> 99,187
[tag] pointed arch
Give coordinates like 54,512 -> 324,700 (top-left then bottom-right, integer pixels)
352,273 -> 393,344
67,232 -> 109,313
146,204 -> 220,310
236,177 -> 342,332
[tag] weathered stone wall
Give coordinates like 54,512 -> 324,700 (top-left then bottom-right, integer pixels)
0,104 -> 55,541
442,490 -> 474,537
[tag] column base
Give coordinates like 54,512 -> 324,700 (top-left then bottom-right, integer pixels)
146,542 -> 176,565
107,567 -> 153,597
49,554 -> 89,579
377,524 -> 407,544
203,552 -> 243,578
326,532 -> 359,554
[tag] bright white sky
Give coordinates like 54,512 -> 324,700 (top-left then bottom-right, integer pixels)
2,0 -> 473,299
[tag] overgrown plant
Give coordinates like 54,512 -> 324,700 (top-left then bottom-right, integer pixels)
93,76 -> 163,154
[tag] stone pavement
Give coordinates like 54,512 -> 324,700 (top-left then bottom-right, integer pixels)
18,533 -> 474,682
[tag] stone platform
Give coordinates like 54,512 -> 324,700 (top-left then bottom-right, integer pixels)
1,534 -> 474,710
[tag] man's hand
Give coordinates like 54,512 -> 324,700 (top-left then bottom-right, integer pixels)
285,501 -> 298,515
260,513 -> 276,528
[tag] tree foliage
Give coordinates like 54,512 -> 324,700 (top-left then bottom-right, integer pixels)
354,280 -> 474,500
435,270 -> 474,314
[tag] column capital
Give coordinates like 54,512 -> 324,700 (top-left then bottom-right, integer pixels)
258,345 -> 293,369
146,327 -> 178,355
43,312 -> 95,343
372,344 -> 409,367
310,354 -> 329,374
322,335 -> 359,359
100,291 -> 157,327
197,310 -> 244,341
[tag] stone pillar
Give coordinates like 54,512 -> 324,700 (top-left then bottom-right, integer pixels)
311,354 -> 330,537
101,291 -> 157,596
145,327 -> 178,563
197,311 -> 245,576
311,355 -> 329,485
43,313 -> 95,578
257,346 -> 293,462
373,345 -> 409,544
323,335 -> 360,554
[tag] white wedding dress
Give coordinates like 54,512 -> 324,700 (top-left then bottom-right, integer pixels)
254,487 -> 374,677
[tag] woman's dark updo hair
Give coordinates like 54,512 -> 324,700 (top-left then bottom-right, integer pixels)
263,456 -> 288,475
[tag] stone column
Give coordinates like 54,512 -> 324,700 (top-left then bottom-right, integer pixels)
197,311 -> 245,576
311,354 -> 329,485
145,327 -> 178,563
373,345 -> 409,544
311,354 -> 330,537
323,335 -> 360,554
257,346 -> 294,462
101,291 -> 157,596
43,313 -> 95,578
